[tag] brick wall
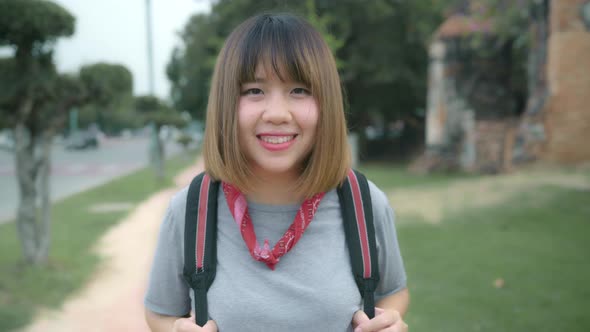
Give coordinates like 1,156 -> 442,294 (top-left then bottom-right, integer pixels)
544,0 -> 590,162
475,120 -> 518,172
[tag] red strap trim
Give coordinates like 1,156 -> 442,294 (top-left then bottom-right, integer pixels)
348,170 -> 372,278
196,174 -> 211,269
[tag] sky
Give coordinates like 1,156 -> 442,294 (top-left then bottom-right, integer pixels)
52,0 -> 211,100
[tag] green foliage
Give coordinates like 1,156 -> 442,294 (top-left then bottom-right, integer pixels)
0,57 -> 20,119
304,0 -> 344,68
134,95 -> 166,113
77,96 -> 140,134
166,14 -> 220,121
0,0 -> 74,48
80,63 -> 133,107
444,0 -> 541,120
464,0 -> 548,60
472,0 -> 536,42
0,0 -> 79,131
52,74 -> 86,103
77,63 -> 135,133
134,95 -> 187,128
0,53 -> 84,130
37,73 -> 88,129
0,51 -> 57,101
328,0 -> 447,127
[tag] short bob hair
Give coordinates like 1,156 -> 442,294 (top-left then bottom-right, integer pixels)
203,13 -> 351,197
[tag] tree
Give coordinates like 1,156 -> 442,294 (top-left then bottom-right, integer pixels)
0,0 -> 76,264
472,0 -> 549,115
79,62 -> 134,134
166,14 -> 218,121
134,95 -> 187,180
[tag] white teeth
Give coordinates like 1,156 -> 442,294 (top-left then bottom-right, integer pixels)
260,136 -> 294,144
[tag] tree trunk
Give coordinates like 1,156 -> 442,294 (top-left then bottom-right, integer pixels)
155,134 -> 165,180
14,107 -> 53,265
514,0 -> 550,162
15,121 -> 40,264
149,123 -> 165,180
525,1 -> 549,115
36,130 -> 53,263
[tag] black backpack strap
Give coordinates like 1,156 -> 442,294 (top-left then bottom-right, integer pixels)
337,169 -> 380,319
183,172 -> 219,327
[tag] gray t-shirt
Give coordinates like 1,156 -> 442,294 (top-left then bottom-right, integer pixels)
144,181 -> 406,332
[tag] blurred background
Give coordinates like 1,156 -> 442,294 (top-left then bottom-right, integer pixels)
1,0 -> 589,331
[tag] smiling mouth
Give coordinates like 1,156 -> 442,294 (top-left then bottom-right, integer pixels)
257,135 -> 297,144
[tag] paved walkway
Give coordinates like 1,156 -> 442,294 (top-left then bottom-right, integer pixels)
20,159 -> 203,332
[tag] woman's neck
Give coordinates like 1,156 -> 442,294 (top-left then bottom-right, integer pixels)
244,171 -> 304,205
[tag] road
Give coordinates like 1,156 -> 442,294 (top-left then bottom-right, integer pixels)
0,137 -> 184,224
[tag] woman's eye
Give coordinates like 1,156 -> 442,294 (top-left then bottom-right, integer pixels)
292,87 -> 311,95
242,88 -> 263,95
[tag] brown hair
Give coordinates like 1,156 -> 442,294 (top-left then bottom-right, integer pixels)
202,13 -> 351,197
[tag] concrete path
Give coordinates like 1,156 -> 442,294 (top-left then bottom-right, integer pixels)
19,158 -> 203,332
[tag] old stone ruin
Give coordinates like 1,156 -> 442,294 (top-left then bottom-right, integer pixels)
415,0 -> 590,174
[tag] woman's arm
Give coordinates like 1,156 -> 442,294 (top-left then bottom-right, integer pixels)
376,287 -> 410,316
145,309 -> 218,332
145,309 -> 180,331
352,288 -> 410,332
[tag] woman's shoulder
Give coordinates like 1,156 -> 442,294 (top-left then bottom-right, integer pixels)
167,185 -> 190,219
365,179 -> 396,227
366,179 -> 391,210
324,177 -> 391,214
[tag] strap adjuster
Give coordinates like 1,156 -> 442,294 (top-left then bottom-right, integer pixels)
184,270 -> 209,290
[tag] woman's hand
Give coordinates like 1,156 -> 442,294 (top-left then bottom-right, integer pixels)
173,315 -> 218,332
352,307 -> 408,332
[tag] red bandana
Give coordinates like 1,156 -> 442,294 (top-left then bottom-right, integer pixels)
222,182 -> 325,270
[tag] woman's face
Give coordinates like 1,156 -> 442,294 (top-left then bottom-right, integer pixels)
237,65 -> 319,181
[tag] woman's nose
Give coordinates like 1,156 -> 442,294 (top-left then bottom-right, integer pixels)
262,94 -> 292,123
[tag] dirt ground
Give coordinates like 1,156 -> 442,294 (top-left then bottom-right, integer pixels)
389,166 -> 590,224
18,162 -> 589,331
20,159 -> 203,332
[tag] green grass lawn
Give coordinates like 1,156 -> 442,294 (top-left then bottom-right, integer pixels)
362,166 -> 590,331
0,151 -> 198,331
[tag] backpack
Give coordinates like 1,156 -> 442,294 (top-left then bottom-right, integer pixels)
183,170 -> 380,327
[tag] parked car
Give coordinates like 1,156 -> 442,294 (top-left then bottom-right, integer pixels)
65,132 -> 99,150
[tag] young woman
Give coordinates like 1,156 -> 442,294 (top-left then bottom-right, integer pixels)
144,13 -> 409,332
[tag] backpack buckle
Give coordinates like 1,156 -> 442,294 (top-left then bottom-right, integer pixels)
184,270 -> 209,290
